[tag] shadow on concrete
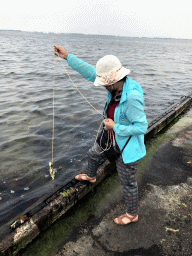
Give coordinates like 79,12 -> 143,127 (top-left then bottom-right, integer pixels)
141,127 -> 192,187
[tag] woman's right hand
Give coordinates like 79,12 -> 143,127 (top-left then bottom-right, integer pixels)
54,45 -> 69,59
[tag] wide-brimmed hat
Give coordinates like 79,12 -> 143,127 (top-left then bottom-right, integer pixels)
94,55 -> 130,87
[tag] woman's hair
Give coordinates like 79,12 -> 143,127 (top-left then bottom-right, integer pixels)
119,75 -> 127,83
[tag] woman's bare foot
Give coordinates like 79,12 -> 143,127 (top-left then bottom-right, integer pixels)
75,174 -> 96,183
114,213 -> 138,225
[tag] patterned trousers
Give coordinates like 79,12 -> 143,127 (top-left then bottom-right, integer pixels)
86,142 -> 139,216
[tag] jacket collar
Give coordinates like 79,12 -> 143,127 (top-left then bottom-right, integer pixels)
120,78 -> 143,103
106,80 -> 128,104
106,77 -> 143,104
119,78 -> 130,104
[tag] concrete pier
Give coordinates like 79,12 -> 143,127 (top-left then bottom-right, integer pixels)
53,103 -> 192,256
0,95 -> 192,256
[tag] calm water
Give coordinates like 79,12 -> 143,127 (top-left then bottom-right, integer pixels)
0,30 -> 192,226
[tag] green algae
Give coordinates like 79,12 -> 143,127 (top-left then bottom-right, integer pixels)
60,187 -> 77,197
60,190 -> 68,197
137,132 -> 171,178
137,113 -> 187,178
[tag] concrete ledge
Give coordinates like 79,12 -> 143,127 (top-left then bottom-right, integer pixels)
0,161 -> 116,256
145,95 -> 192,140
0,94 -> 192,256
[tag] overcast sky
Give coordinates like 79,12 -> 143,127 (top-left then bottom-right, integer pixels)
1,0 -> 192,39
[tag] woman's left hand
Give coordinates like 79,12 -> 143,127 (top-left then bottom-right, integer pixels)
103,118 -> 115,130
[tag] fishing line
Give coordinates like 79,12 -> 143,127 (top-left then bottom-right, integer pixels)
57,56 -> 105,118
49,51 -> 56,180
57,56 -> 113,153
49,53 -> 113,179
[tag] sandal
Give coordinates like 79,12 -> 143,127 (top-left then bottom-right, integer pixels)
114,213 -> 138,225
75,174 -> 96,183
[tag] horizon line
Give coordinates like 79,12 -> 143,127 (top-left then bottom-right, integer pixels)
1,29 -> 192,40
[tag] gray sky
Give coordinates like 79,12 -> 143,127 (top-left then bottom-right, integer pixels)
1,0 -> 192,39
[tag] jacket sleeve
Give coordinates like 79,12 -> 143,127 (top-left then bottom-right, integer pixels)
113,92 -> 148,136
67,54 -> 96,82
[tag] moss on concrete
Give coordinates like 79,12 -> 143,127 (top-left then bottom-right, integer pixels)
137,114 -> 185,178
60,187 -> 77,197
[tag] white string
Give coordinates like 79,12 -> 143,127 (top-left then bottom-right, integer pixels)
55,54 -> 113,155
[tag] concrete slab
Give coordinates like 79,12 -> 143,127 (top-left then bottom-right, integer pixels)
51,108 -> 192,256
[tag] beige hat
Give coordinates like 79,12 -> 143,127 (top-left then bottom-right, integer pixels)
94,55 -> 130,86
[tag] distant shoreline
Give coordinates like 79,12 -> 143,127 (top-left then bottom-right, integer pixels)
1,29 -> 191,41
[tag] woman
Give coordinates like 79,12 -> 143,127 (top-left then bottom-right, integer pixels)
54,45 -> 148,225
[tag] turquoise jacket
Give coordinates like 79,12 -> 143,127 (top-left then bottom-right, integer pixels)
67,54 -> 148,163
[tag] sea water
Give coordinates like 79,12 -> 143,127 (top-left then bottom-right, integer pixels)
0,30 -> 192,226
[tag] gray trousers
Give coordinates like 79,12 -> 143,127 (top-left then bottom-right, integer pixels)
86,142 -> 139,216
